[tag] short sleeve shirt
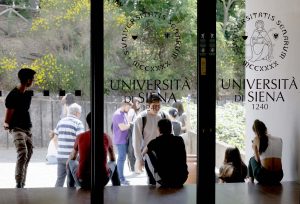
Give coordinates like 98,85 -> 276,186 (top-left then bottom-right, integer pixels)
56,115 -> 85,162
112,109 -> 129,144
78,133 -> 113,180
5,87 -> 32,130
74,130 -> 91,181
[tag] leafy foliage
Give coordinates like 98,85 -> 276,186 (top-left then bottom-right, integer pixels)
216,1 -> 245,99
31,0 -> 90,31
216,22 -> 235,98
22,54 -> 74,91
0,55 -> 17,71
0,0 -> 90,97
104,0 -> 197,98
216,102 -> 245,151
162,101 -> 245,151
216,0 -> 245,151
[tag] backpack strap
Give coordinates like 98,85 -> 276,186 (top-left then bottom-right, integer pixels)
142,116 -> 147,139
160,111 -> 166,119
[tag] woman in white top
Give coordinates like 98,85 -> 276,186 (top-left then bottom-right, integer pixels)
248,119 -> 283,184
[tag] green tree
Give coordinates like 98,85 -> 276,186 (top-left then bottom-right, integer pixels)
32,0 -> 90,96
216,22 -> 236,99
216,0 -> 245,99
217,0 -> 244,34
104,0 -> 197,99
0,0 -> 90,98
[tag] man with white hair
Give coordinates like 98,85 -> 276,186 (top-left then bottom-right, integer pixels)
54,103 -> 84,187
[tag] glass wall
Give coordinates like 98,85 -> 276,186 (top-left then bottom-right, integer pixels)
215,0 -> 246,181
104,0 -> 197,186
0,0 -> 90,188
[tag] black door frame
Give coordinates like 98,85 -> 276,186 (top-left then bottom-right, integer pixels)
198,1 -> 216,203
91,1 -> 216,203
91,0 -> 104,203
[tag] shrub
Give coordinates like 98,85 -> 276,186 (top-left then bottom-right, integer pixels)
216,102 -> 245,151
158,101 -> 246,151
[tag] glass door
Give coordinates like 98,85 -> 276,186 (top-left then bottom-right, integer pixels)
104,0 -> 197,188
0,0 -> 90,188
215,0 -> 246,181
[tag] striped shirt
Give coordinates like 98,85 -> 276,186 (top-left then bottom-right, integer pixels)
55,115 -> 84,162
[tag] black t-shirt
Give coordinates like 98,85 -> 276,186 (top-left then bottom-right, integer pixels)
5,87 -> 32,130
147,134 -> 188,186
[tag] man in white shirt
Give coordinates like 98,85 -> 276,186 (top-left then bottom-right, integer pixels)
132,93 -> 166,184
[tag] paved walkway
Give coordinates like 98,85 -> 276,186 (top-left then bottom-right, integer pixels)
0,148 -> 147,188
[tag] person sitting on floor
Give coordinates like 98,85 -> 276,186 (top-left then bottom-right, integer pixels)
142,118 -> 188,187
218,147 -> 247,183
248,119 -> 283,184
67,112 -> 120,189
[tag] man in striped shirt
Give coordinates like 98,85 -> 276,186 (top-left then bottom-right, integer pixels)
54,103 -> 84,187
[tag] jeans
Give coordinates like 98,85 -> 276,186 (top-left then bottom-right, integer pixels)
248,156 -> 283,184
68,160 -> 120,188
11,128 -> 33,185
116,144 -> 128,182
68,160 -> 82,187
127,124 -> 136,172
55,161 -> 75,187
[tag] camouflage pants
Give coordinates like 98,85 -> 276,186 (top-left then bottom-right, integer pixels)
11,128 -> 33,184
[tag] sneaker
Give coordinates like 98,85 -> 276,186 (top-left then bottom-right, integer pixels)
120,180 -> 130,186
16,183 -> 23,188
148,178 -> 156,186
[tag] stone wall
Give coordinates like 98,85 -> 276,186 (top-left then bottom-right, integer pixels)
0,97 -> 90,148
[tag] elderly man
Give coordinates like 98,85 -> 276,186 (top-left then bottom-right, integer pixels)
54,103 -> 84,187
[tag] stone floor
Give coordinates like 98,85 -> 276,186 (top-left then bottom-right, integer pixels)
0,148 -> 147,188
